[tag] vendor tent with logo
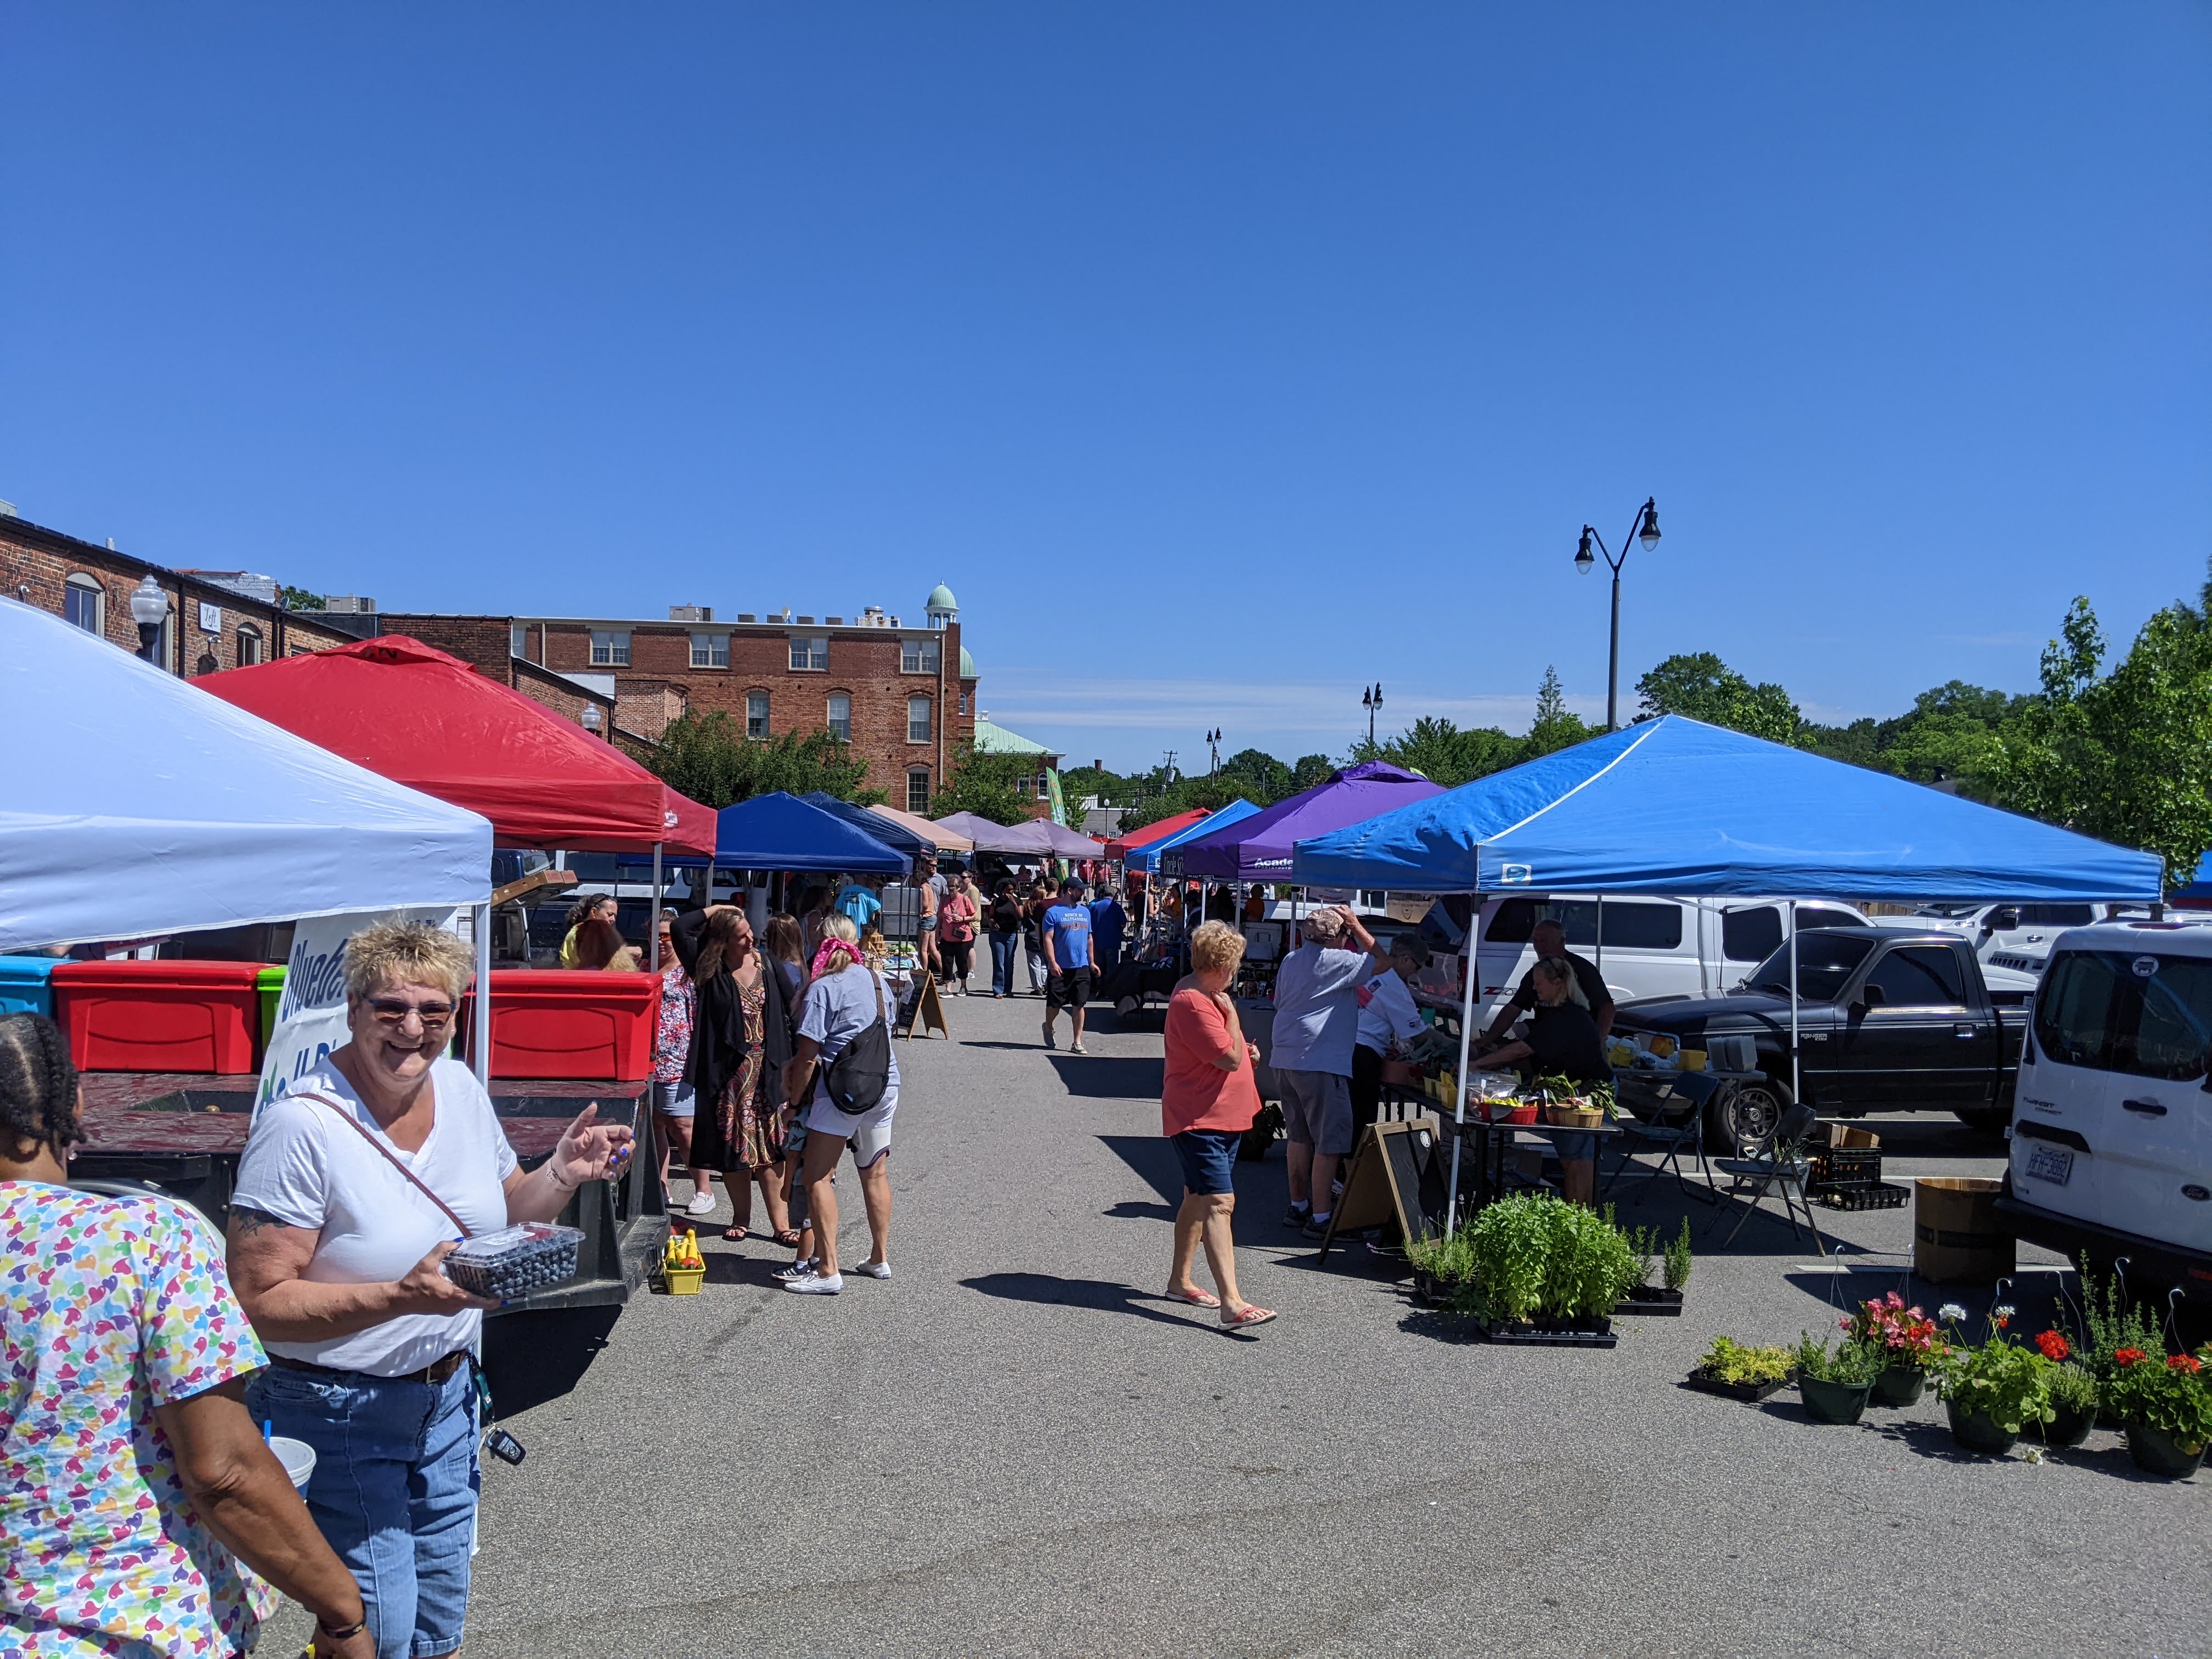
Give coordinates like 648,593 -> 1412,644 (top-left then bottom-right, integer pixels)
1124,800 -> 1262,874
1171,761 -> 1446,882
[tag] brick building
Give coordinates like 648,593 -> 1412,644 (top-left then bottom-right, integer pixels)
383,584 -> 981,812
0,509 -> 369,673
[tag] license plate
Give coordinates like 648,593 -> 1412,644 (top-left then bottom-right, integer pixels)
2026,1144 -> 2074,1187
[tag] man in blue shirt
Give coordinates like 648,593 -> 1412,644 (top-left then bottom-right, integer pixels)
835,876 -> 883,929
1039,877 -> 1095,1053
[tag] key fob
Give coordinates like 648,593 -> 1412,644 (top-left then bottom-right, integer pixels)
484,1429 -> 527,1466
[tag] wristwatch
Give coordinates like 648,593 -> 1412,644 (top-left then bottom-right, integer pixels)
317,1615 -> 368,1642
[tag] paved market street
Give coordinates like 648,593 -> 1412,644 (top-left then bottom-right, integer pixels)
267,991 -> 2204,1659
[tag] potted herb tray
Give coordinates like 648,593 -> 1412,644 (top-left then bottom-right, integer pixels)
1614,1284 -> 1684,1316
1684,1368 -> 1788,1403
1476,1314 -> 1617,1348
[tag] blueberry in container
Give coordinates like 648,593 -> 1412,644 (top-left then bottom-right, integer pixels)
442,1223 -> 585,1300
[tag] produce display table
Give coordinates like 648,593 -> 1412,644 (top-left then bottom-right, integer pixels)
1437,1113 -> 1624,1211
73,1073 -> 660,1315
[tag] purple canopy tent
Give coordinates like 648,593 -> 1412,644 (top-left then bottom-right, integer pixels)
1171,761 -> 1445,881
933,812 -> 1104,859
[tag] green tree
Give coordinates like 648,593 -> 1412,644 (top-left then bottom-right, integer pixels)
1634,651 -> 1803,743
1289,754 -> 1336,793
648,714 -> 882,809
1527,665 -> 1594,757
930,743 -> 1034,825
1987,597 -> 2212,887
1352,716 -> 1527,788
279,585 -> 324,611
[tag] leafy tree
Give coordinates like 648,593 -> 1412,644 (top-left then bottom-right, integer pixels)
929,743 -> 1035,825
1634,651 -> 1802,743
649,714 -> 882,809
1219,747 -> 1293,803
279,585 -> 325,611
1986,597 -> 2212,887
1352,716 -> 1527,788
1527,665 -> 1594,757
1290,754 -> 1336,792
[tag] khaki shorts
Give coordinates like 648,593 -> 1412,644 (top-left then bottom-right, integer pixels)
1276,1068 -> 1353,1157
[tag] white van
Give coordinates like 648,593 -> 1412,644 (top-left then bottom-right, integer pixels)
1442,894 -> 1872,1025
2000,921 -> 2212,1295
1889,901 -> 2107,977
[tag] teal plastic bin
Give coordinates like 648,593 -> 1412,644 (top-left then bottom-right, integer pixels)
0,957 -> 59,1020
256,966 -> 287,1049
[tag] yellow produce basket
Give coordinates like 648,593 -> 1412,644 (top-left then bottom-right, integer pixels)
663,1263 -> 707,1295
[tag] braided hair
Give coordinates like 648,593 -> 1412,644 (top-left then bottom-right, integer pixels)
0,1012 -> 82,1159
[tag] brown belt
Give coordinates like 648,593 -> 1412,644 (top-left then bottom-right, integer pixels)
274,1350 -> 472,1386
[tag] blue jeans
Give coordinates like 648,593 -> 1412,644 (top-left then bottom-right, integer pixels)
989,931 -> 1018,996
248,1362 -> 480,1659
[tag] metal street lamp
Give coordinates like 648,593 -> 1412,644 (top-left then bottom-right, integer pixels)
128,575 -> 168,665
580,704 -> 603,736
1362,682 -> 1384,746
1573,498 -> 1660,730
1206,727 -> 1222,774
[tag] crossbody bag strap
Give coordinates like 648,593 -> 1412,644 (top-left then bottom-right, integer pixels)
307,1092 -> 474,1240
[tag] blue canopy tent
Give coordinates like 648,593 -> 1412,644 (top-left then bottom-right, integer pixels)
711,792 -> 911,875
1125,799 -> 1261,874
1291,716 -> 2164,1223
802,791 -> 932,860
2172,851 -> 2212,908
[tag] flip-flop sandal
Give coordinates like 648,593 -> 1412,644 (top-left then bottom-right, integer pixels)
771,1229 -> 803,1249
1220,1305 -> 1279,1330
1165,1287 -> 1221,1308
721,1226 -> 751,1243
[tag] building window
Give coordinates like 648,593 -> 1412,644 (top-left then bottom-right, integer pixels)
827,692 -> 852,742
907,769 -> 932,814
237,626 -> 263,666
747,690 -> 770,740
907,696 -> 932,743
511,624 -> 527,658
590,630 -> 630,667
690,633 -> 729,669
64,574 -> 103,636
900,636 -> 940,674
788,635 -> 827,670
957,691 -> 968,715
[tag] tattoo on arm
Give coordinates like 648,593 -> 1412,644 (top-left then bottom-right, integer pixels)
227,1205 -> 287,1237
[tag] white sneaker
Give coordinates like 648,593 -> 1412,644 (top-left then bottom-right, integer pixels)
684,1191 -> 717,1216
775,1258 -> 821,1282
850,1260 -> 891,1279
1041,1020 -> 1056,1049
782,1271 -> 843,1295
1070,1041 -> 1087,1054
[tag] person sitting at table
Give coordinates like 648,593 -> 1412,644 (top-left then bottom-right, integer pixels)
1472,956 -> 1611,1207
1477,917 -> 1615,1047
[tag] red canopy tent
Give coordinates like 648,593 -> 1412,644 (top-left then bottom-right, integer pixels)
200,637 -> 715,855
1103,808 -> 1209,861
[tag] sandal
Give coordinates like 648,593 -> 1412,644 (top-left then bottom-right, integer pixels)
1220,1305 -> 1279,1330
721,1226 -> 751,1243
1165,1286 -> 1221,1308
771,1229 -> 803,1250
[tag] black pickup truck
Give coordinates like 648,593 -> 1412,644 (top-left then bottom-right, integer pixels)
1609,927 -> 2029,1148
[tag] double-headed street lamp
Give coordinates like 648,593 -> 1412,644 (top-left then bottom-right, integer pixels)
1573,498 -> 1661,731
1362,682 -> 1384,746
1205,727 -> 1222,774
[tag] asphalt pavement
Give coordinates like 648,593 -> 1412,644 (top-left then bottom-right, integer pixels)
263,987 -> 2207,1659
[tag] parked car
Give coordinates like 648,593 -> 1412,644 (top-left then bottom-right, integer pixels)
1887,900 -> 2106,977
1997,921 -> 2212,1299
1609,927 -> 2031,1147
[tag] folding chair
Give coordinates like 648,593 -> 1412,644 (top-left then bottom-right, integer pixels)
1602,1107 -> 1718,1205
1708,1101 -> 1829,1255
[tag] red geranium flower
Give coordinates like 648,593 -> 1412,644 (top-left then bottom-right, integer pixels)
2113,1347 -> 2148,1368
2168,1353 -> 2202,1374
2035,1330 -> 2070,1362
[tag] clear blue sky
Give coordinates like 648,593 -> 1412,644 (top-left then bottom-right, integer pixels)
6,6 -> 2208,772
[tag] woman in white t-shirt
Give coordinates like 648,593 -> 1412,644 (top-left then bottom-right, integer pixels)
226,922 -> 633,1659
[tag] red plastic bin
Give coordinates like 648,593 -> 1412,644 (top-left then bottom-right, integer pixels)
460,970 -> 662,1081
52,960 -> 264,1075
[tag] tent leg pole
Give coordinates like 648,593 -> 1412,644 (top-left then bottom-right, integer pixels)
1788,900 -> 1800,1108
472,900 -> 492,1088
1446,889 -> 1480,1234
648,843 -> 663,973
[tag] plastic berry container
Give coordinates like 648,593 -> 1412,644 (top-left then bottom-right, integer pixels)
442,1223 -> 585,1300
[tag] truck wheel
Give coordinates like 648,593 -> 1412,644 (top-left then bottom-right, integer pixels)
1708,1078 -> 1788,1154
1953,1107 -> 2011,1136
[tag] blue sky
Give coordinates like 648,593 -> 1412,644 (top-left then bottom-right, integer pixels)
5,6 -> 2208,772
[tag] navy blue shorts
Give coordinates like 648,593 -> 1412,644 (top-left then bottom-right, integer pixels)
1171,1128 -> 1243,1196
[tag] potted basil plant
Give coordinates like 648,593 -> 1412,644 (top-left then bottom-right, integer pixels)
1792,1330 -> 1884,1425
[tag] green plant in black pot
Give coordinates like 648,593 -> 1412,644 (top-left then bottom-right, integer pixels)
1536,1200 -> 1638,1321
1696,1336 -> 1792,1387
1465,1195 -> 1551,1323
1928,1304 -> 2056,1457
2067,1258 -> 2168,1421
2040,1356 -> 2098,1449
1662,1217 -> 1693,1295
1792,1331 -> 1882,1425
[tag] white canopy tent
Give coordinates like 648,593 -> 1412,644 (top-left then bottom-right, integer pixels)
0,599 -> 495,1072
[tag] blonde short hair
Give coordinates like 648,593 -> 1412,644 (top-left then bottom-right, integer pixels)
343,921 -> 475,1002
1189,919 -> 1248,976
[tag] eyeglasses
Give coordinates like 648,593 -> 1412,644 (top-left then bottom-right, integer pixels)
366,997 -> 456,1029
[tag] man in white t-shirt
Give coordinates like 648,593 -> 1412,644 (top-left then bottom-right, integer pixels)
1268,905 -> 1389,1238
1352,936 -> 1430,1144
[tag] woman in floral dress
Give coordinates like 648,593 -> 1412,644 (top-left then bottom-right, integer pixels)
685,910 -> 795,1244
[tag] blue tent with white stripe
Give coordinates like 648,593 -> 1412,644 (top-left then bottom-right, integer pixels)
1291,716 -> 2163,902
1127,799 -> 1262,874
712,792 -> 910,875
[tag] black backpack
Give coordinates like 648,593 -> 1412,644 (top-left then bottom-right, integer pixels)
822,970 -> 892,1114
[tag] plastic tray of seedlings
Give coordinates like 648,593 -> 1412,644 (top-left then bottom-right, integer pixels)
1683,1369 -> 1790,1403
1475,1316 -> 1618,1348
1813,1181 -> 1909,1212
442,1223 -> 584,1300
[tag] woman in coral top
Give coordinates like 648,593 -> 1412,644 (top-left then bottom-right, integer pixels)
1160,921 -> 1277,1330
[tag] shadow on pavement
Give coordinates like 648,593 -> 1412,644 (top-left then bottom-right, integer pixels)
1098,1134 -> 1184,1207
1398,1308 -> 1482,1345
481,1304 -> 620,1416
1045,1054 -> 1165,1098
1104,1199 -> 1178,1222
960,1271 -> 1194,1327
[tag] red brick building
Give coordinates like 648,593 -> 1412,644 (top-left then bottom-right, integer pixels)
0,510 -> 367,672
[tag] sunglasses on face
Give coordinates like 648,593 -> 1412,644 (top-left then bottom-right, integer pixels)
365,998 -> 456,1029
